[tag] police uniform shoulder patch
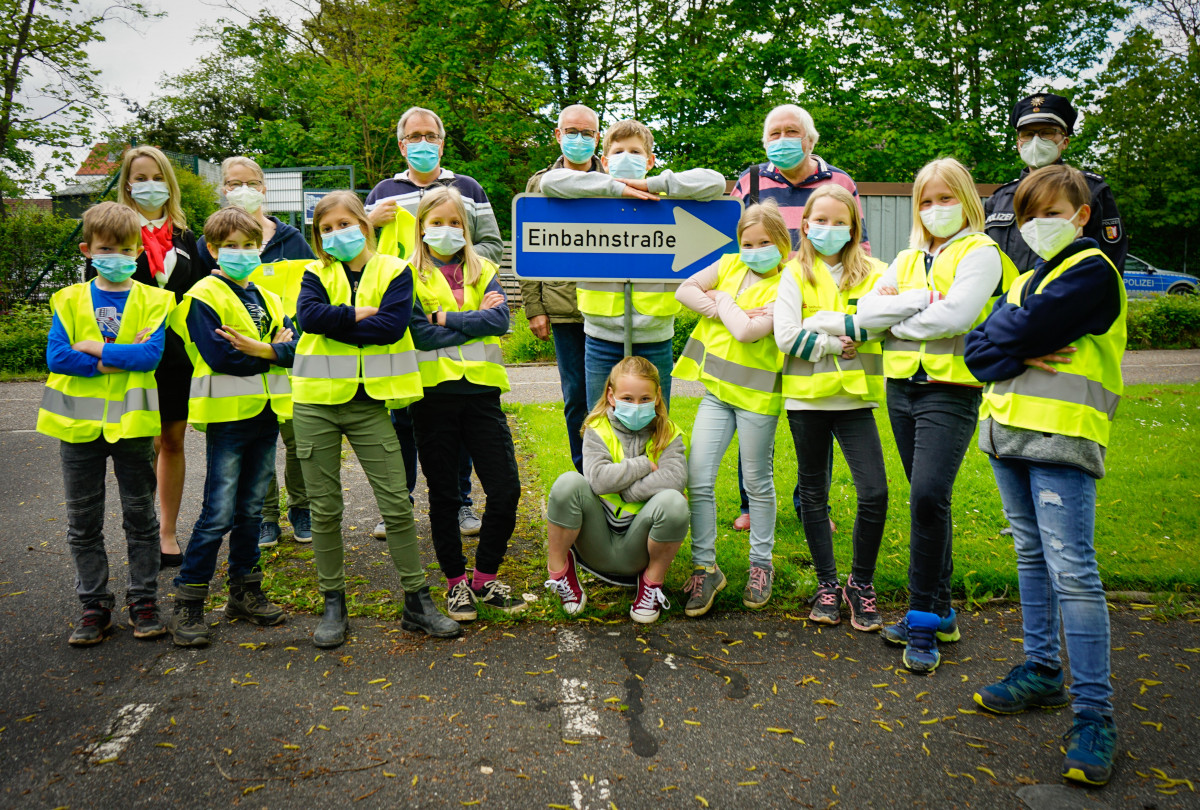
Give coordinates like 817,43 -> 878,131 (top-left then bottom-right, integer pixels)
1102,217 -> 1122,243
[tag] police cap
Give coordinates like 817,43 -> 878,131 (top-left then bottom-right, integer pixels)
1010,93 -> 1077,135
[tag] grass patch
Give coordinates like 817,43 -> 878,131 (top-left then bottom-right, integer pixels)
512,384 -> 1200,618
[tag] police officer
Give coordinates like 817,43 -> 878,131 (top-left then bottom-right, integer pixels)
985,93 -> 1128,274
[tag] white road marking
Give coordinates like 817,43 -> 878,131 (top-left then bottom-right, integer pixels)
558,628 -> 585,651
570,777 -> 612,810
663,653 -> 678,670
556,629 -> 601,739
84,703 -> 156,764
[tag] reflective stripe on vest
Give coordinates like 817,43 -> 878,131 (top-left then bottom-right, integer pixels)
781,257 -> 886,402
980,248 -> 1126,446
411,261 -> 510,393
670,254 -> 782,415
590,416 -> 684,517
577,281 -> 682,318
36,280 -> 174,443
291,253 -> 425,408
882,233 -> 1017,384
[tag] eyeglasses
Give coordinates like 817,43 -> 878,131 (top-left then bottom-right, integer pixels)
403,133 -> 443,144
1017,128 -> 1065,143
562,128 -> 597,139
767,128 -> 807,141
224,180 -> 264,190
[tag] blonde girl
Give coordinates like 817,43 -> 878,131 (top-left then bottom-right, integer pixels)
293,190 -> 459,648
543,357 -> 689,623
774,185 -> 890,632
108,146 -> 206,567
855,157 -> 1015,673
673,201 -> 787,617
407,186 -> 526,622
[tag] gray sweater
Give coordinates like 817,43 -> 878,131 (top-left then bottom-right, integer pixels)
582,410 -> 688,530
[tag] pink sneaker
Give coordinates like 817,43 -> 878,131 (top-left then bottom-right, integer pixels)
732,513 -> 751,531
544,552 -> 586,616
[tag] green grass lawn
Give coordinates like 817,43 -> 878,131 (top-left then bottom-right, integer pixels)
513,383 -> 1200,615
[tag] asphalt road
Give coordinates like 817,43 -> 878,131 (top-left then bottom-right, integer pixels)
1,353 -> 1198,809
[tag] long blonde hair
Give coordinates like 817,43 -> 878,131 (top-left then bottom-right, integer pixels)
582,356 -> 673,455
310,191 -> 377,265
117,145 -> 187,230
738,200 -> 790,271
909,157 -> 985,249
797,185 -> 873,290
413,186 -> 485,286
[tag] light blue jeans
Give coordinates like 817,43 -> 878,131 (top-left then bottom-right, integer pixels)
989,455 -> 1113,715
688,392 -> 777,568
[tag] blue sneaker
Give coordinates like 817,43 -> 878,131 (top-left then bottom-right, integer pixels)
258,521 -> 281,548
1062,710 -> 1117,786
882,608 -> 960,646
288,507 -> 312,543
974,662 -> 1070,714
901,610 -> 941,673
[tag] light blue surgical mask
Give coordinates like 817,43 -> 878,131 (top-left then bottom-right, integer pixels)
322,225 -> 367,262
91,254 -> 138,283
607,152 -> 648,180
766,137 -> 807,171
612,400 -> 657,432
560,133 -> 597,164
405,141 -> 441,174
806,224 -> 852,256
423,226 -> 466,256
217,248 -> 262,281
129,180 -> 170,210
740,244 -> 782,273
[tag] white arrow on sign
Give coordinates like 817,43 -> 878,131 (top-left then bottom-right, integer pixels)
521,206 -> 733,272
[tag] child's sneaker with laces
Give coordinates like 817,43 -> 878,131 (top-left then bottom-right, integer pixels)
1062,710 -> 1117,786
882,608 -> 960,645
472,578 -> 527,616
630,574 -> 669,624
68,605 -> 113,646
126,599 -> 167,639
682,565 -> 725,617
446,579 -> 477,621
544,554 -> 586,616
808,581 -> 842,624
843,577 -> 882,632
901,609 -> 941,673
742,563 -> 773,609
974,662 -> 1070,714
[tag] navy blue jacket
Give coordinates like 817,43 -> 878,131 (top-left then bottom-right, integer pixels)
186,275 -> 297,377
196,216 -> 315,272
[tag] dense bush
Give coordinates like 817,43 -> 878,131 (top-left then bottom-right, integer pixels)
1126,295 -> 1200,349
673,309 -> 700,361
0,206 -> 83,309
501,309 -> 557,364
0,304 -> 52,373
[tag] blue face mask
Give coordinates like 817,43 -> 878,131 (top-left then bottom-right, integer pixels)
560,133 -> 597,164
405,141 -> 441,174
129,180 -> 171,210
91,254 -> 138,283
806,224 -> 852,256
612,400 -> 657,432
607,152 -> 648,180
322,225 -> 368,262
217,248 -> 262,281
766,137 -> 807,171
740,244 -> 782,273
423,226 -> 466,256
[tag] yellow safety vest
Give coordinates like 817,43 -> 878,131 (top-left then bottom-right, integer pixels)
672,254 -> 783,415
248,258 -> 315,318
37,280 -> 175,443
782,257 -> 887,402
171,275 -> 293,429
291,254 -> 424,408
376,205 -> 419,262
576,281 -> 681,319
589,415 -> 685,518
883,233 -> 1018,384
980,248 -> 1126,446
411,260 -> 510,393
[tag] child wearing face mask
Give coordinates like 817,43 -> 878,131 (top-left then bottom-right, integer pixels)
293,191 -> 461,648
671,202 -> 787,616
539,118 -> 726,407
964,164 -> 1125,787
543,357 -> 689,623
854,157 -> 1017,674
774,186 -> 890,633
407,186 -> 527,624
166,207 -> 297,647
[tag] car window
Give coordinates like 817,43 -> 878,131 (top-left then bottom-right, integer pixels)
1124,256 -> 1147,274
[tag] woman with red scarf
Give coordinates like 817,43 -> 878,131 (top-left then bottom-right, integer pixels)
89,146 -> 206,567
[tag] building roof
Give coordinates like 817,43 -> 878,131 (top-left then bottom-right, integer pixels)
75,143 -> 123,177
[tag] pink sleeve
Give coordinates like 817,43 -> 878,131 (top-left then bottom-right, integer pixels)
675,262 -> 722,318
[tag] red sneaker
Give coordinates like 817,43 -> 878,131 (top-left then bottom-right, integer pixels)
630,573 -> 669,624
544,551 -> 586,616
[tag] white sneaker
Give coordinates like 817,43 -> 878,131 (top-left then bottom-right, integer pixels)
372,520 -> 386,540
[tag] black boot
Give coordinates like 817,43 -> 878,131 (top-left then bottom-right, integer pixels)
227,571 -> 285,626
402,586 -> 463,638
313,591 -> 349,648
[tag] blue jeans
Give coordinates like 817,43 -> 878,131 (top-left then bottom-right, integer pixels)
738,450 -> 804,517
176,415 -> 278,587
553,322 -> 587,472
989,455 -> 1112,715
584,335 -> 674,410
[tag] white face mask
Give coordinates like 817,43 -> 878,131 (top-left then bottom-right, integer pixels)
225,185 -> 265,213
1019,210 -> 1081,261
920,203 -> 964,239
1019,136 -> 1062,169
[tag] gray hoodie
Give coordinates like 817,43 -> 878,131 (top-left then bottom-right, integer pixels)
582,410 -> 688,530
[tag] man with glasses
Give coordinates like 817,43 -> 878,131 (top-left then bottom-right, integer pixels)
985,93 -> 1128,274
518,104 -> 606,473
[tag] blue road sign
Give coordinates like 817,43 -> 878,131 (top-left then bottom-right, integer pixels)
512,194 -> 744,282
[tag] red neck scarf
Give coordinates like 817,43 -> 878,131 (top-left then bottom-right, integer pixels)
141,221 -> 174,278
